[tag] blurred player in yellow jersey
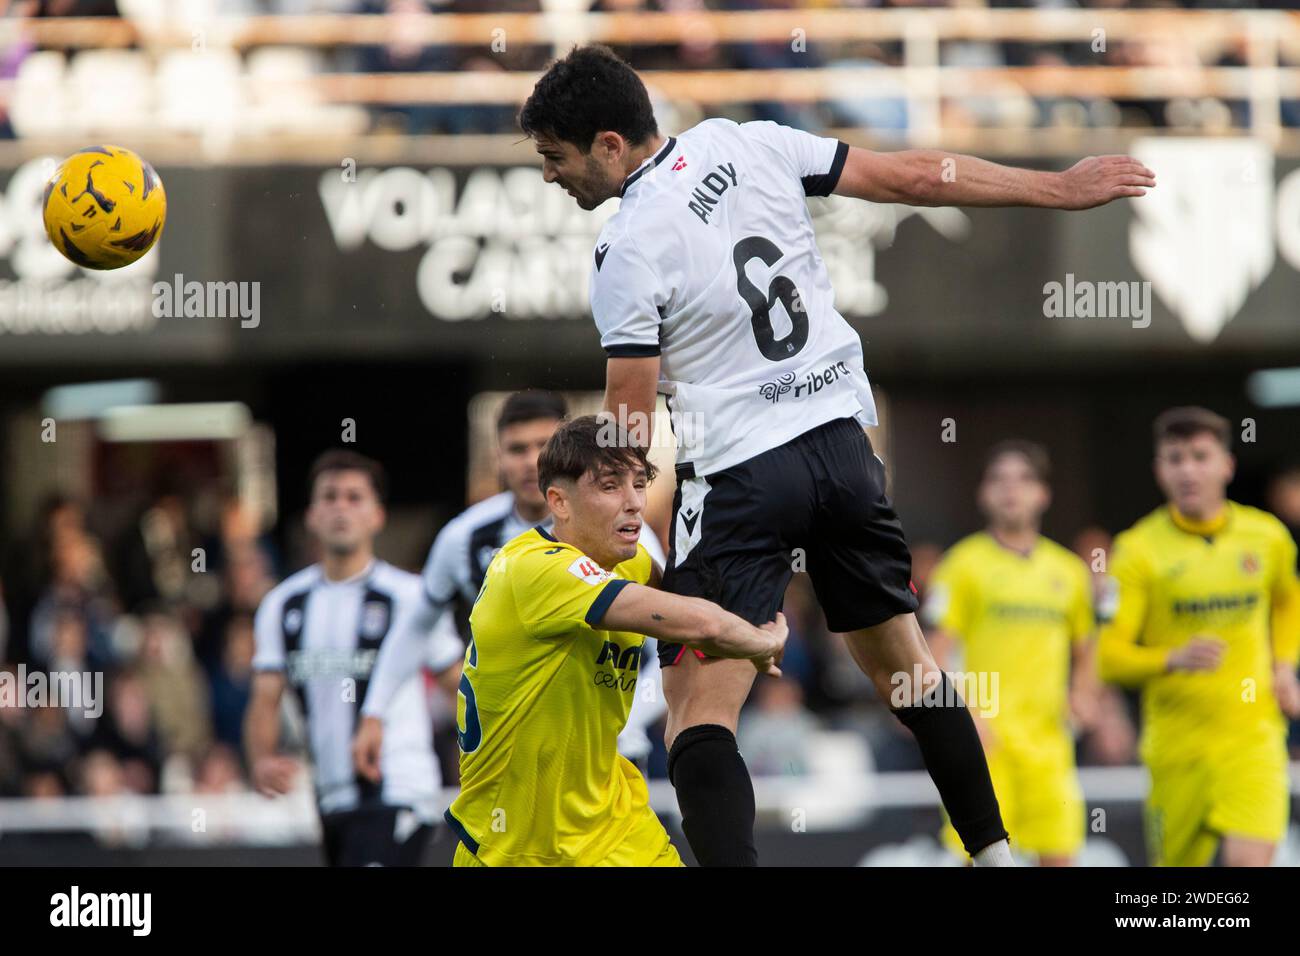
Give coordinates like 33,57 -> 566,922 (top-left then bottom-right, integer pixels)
442,415 -> 787,866
925,441 -> 1098,866
1099,407 -> 1300,867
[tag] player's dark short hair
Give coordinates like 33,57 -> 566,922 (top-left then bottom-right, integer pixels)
983,439 -> 1051,484
538,414 -> 658,495
497,389 -> 568,433
519,44 -> 658,152
1153,406 -> 1232,451
307,450 -> 387,504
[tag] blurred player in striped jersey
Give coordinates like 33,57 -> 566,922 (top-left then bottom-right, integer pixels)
924,441 -> 1098,866
1099,407 -> 1300,866
246,451 -> 464,866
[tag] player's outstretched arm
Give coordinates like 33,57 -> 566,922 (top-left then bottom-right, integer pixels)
833,148 -> 1155,211
601,582 -> 787,675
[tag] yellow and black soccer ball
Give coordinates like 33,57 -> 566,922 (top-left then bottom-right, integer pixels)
42,145 -> 166,270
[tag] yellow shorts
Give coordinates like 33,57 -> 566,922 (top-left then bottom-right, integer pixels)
1146,735 -> 1289,867
942,733 -> 1084,861
452,809 -> 684,867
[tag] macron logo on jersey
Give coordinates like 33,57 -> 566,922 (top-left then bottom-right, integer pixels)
594,242 -> 611,271
568,557 -> 615,586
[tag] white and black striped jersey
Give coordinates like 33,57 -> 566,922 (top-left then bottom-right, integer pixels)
590,118 -> 878,478
420,491 -> 540,613
252,560 -> 463,820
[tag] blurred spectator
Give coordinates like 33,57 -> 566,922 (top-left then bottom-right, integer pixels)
208,613 -> 255,751
3,495 -> 111,667
17,704 -> 79,783
195,515 -> 275,672
22,769 -> 67,798
28,527 -> 118,670
719,0 -> 828,129
194,742 -> 248,796
78,747 -> 127,796
88,669 -> 165,794
827,50 -> 911,143
737,677 -> 822,775
136,607 -> 213,765
77,748 -> 150,847
357,0 -> 546,134
113,491 -> 203,614
356,0 -> 461,133
594,0 -> 727,72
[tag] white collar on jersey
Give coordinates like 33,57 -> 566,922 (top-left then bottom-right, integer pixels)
318,558 -> 377,587
619,136 -> 677,198
506,494 -> 552,532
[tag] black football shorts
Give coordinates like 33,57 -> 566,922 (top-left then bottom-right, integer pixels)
658,416 -> 918,667
319,804 -> 434,867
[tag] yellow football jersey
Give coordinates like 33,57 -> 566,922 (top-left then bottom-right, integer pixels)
925,532 -> 1094,749
444,526 -> 679,867
1098,502 -> 1300,765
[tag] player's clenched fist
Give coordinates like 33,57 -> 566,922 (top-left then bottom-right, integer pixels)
752,612 -> 788,677
1273,662 -> 1300,719
1056,155 -> 1156,210
353,715 -> 385,783
252,754 -> 301,797
1166,635 -> 1226,673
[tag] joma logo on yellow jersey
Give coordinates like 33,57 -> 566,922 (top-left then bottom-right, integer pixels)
596,641 -> 643,670
1171,593 -> 1259,616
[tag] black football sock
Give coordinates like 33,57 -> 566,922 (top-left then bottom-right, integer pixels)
666,723 -> 758,867
892,672 -> 1009,856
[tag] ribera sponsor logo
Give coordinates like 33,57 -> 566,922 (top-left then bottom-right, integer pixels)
758,359 -> 851,404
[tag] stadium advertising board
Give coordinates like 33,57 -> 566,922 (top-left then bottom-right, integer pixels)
3,145 -> 1300,368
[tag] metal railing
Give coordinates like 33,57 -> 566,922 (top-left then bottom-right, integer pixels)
1,764 -> 1296,843
2,10 -> 1300,157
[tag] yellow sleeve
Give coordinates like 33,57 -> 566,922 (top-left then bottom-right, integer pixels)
923,551 -> 971,638
1069,560 -> 1096,645
1270,526 -> 1300,667
509,545 -> 633,640
1097,533 -> 1169,686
